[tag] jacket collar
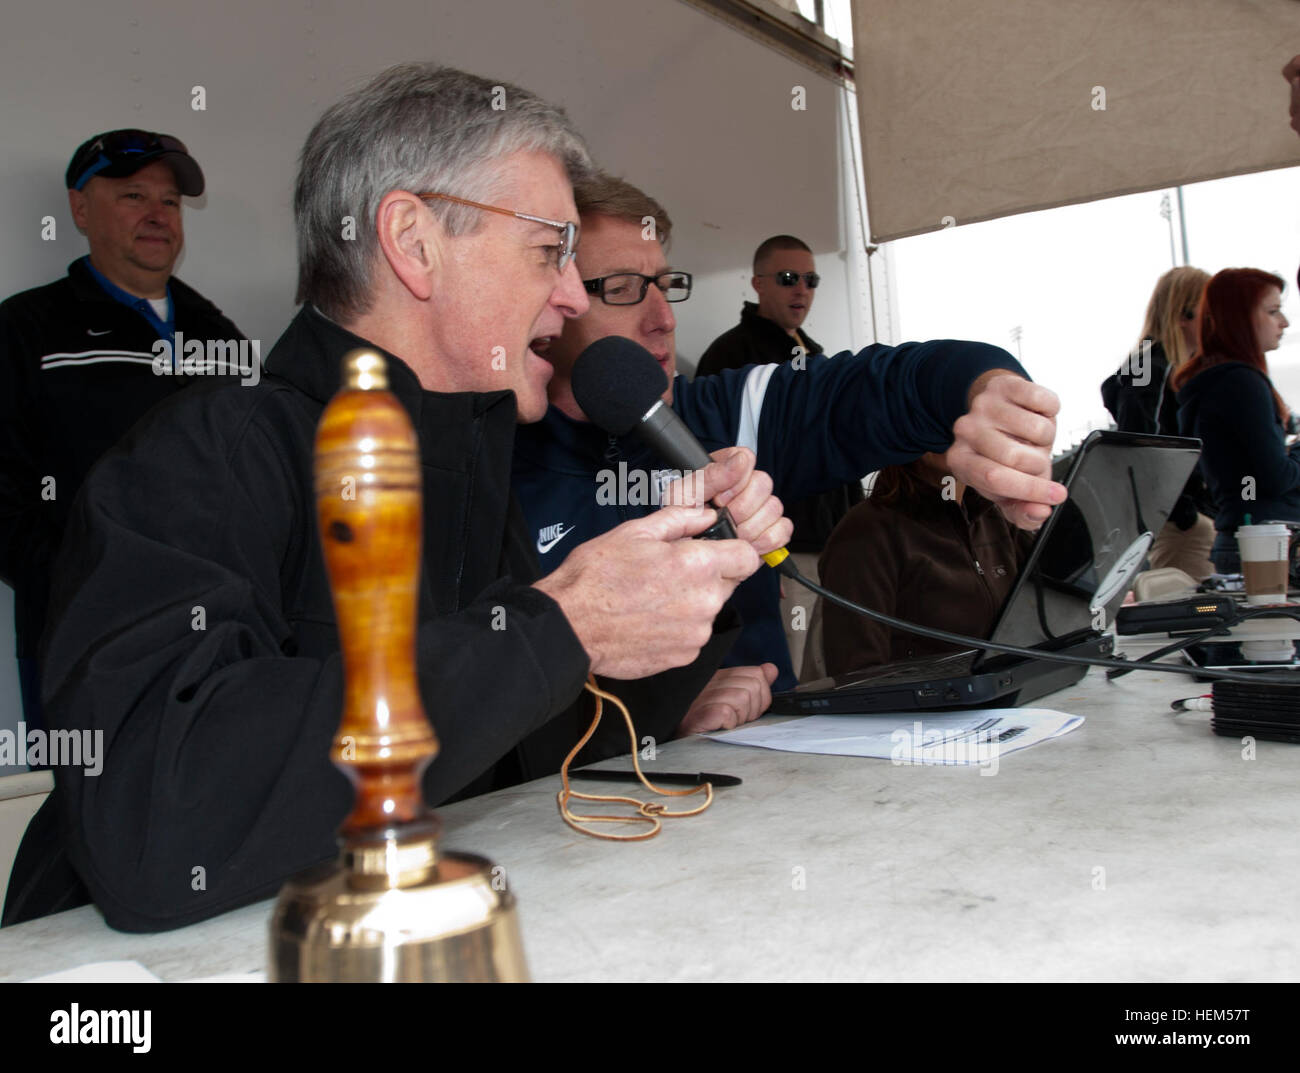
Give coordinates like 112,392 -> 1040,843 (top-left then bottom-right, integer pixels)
739,300 -> 822,356
77,256 -> 173,338
264,305 -> 521,471
67,256 -> 157,306
67,256 -> 213,320
67,257 -> 116,303
264,304 -> 520,422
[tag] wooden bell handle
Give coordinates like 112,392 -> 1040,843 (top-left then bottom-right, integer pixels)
314,349 -> 437,834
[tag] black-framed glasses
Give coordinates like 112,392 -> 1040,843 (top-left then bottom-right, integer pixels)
764,271 -> 820,288
583,271 -> 693,306
417,192 -> 578,272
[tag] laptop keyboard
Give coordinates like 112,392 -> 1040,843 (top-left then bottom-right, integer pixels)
833,649 -> 981,689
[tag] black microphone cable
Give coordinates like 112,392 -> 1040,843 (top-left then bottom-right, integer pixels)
771,554 -> 1300,687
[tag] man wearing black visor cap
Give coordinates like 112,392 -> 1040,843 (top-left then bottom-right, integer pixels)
65,128 -> 207,196
0,128 -> 244,744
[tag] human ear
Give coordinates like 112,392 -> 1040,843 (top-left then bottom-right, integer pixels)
375,191 -> 439,302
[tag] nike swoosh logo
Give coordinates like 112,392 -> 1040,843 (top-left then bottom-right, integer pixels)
87,329 -> 112,336
537,524 -> 576,554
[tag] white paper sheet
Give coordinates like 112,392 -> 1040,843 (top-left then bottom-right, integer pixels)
707,709 -> 1083,766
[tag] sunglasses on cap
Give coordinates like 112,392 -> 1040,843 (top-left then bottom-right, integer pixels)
764,271 -> 820,288
67,130 -> 203,195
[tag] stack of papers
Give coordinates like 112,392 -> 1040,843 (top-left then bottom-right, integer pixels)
708,708 -> 1082,767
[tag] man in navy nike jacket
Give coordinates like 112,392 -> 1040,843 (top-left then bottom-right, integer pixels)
514,174 -> 1064,712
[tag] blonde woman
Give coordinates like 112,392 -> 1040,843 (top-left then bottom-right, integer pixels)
1101,266 -> 1215,577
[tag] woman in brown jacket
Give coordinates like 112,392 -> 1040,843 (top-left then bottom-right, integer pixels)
808,453 -> 1032,678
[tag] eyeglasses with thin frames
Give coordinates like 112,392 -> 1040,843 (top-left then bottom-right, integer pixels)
417,192 -> 578,272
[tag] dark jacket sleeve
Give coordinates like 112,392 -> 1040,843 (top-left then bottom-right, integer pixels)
0,301 -> 57,593
42,391 -> 589,933
678,339 -> 1027,502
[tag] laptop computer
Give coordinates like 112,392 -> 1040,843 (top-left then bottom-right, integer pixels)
770,429 -> 1202,714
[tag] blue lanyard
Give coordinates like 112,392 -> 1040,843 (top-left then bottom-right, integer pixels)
81,256 -> 174,341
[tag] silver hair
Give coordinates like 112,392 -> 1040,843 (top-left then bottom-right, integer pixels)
294,63 -> 593,320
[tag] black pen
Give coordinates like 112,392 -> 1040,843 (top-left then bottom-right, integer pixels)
569,769 -> 742,788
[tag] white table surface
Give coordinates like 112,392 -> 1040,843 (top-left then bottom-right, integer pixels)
2,667 -> 1297,982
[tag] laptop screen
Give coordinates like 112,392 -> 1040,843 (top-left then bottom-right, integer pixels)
981,430 -> 1201,661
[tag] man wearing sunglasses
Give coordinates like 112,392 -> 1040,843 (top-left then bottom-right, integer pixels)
0,129 -> 244,738
9,66 -> 788,931
698,235 -> 863,605
514,173 -> 1065,711
696,236 -> 822,378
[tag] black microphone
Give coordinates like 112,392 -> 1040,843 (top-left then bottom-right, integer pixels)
571,336 -> 793,572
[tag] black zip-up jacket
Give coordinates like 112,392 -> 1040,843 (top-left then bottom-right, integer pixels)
696,301 -> 823,377
1176,360 -> 1300,533
11,306 -> 727,933
1100,339 -> 1211,526
0,258 -> 244,659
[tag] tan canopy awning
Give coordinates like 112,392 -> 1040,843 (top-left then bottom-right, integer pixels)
853,0 -> 1300,242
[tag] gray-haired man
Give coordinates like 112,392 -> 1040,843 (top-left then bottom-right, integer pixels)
6,64 -> 788,931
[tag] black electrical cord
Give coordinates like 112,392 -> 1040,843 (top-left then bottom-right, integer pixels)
776,558 -> 1300,687
1105,628 -> 1221,680
1102,604 -> 1300,680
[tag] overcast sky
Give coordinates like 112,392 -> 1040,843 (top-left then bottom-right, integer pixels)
889,165 -> 1300,451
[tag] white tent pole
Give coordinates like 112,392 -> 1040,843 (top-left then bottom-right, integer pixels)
1160,193 -> 1176,267
1177,186 -> 1190,265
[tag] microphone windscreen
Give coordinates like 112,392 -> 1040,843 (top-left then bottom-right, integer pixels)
571,336 -> 669,435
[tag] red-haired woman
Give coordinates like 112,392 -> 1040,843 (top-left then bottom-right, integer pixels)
1174,268 -> 1293,573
